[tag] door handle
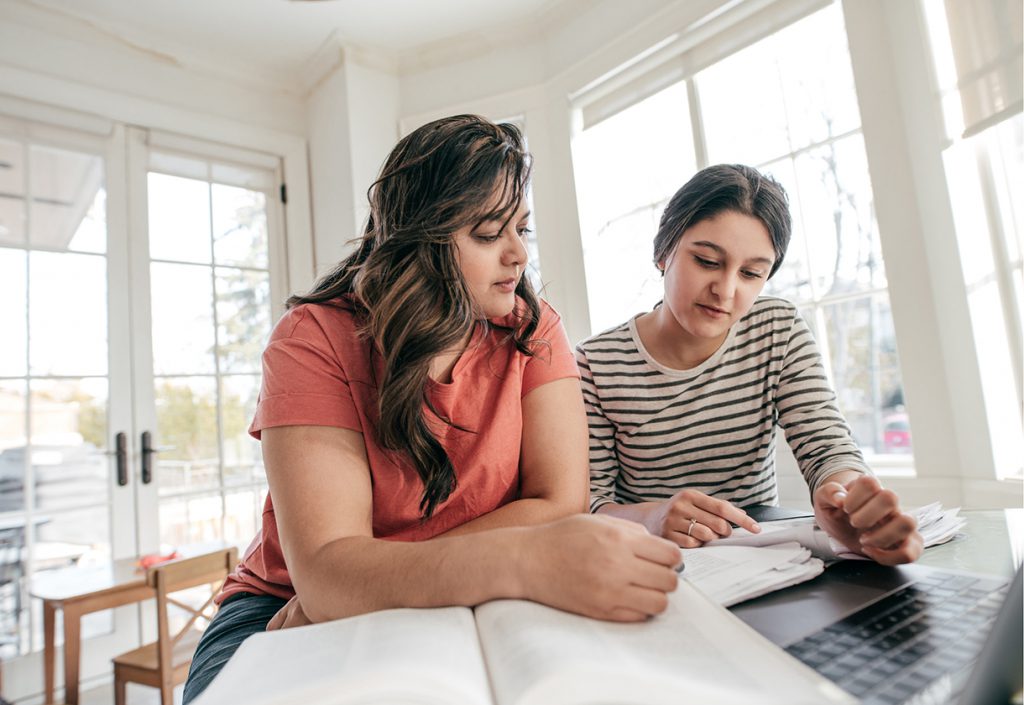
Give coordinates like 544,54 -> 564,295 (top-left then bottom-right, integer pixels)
115,432 -> 128,486
140,431 -> 174,484
141,431 -> 155,484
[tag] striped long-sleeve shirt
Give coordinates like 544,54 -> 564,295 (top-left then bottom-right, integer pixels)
576,296 -> 870,513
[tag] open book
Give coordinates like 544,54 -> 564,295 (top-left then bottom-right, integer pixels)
195,579 -> 854,705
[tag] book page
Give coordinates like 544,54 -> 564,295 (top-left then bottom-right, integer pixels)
193,606 -> 494,705
474,581 -> 855,705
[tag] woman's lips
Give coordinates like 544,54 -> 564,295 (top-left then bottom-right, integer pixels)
495,278 -> 517,293
697,303 -> 729,318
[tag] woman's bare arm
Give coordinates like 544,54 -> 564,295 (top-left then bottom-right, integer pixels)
263,424 -> 682,625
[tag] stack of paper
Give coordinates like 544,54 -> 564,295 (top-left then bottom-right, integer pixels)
705,502 -> 967,561
682,541 -> 824,607
913,501 -> 966,546
685,502 -> 968,606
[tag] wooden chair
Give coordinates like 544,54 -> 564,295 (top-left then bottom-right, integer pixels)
112,547 -> 238,705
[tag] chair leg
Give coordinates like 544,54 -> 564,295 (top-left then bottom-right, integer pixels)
160,680 -> 175,705
113,675 -> 126,705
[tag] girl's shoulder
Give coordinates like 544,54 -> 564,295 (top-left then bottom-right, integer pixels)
576,317 -> 635,355
741,296 -> 799,328
269,296 -> 363,347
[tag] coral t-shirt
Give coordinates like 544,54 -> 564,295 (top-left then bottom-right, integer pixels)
218,296 -> 579,603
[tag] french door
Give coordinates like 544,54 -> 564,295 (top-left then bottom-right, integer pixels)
0,113 -> 285,697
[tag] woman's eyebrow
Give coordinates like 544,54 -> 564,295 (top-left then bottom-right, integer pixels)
690,240 -> 774,266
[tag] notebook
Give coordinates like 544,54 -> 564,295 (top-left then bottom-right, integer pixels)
731,560 -> 1023,705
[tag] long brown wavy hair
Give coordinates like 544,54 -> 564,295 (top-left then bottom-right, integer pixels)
287,114 -> 541,518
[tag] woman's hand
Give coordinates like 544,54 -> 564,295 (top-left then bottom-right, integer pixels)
649,489 -> 761,547
519,514 -> 682,622
266,596 -> 313,631
813,474 -> 923,565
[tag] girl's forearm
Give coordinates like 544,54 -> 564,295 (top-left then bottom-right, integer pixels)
291,527 -> 531,623
439,495 -> 583,537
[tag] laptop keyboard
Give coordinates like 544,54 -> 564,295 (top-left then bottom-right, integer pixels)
783,571 -> 1008,705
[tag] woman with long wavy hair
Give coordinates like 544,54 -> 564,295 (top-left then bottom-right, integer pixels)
183,114 -> 681,703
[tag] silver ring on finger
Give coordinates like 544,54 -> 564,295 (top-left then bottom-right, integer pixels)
687,518 -> 698,537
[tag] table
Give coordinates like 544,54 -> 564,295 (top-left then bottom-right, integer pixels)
29,543 -> 232,705
30,557 -> 152,705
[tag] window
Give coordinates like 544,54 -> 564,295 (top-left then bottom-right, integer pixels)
571,4 -> 912,462
923,0 -> 1024,478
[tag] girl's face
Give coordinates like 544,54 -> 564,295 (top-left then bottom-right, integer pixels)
453,199 -> 531,319
659,210 -> 776,349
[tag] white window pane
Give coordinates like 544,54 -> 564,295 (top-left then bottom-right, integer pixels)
774,5 -> 861,150
150,262 -> 215,375
760,159 -> 814,303
0,248 -> 26,376
822,295 -> 910,459
794,134 -> 885,297
221,375 -> 261,487
215,267 -> 271,374
29,251 -> 107,377
212,184 -> 268,268
160,492 -> 223,547
29,146 -> 105,254
148,173 -> 211,264
573,82 -> 694,335
0,139 -> 26,247
224,490 -> 258,545
573,82 -> 693,239
697,39 -> 791,165
29,378 -> 109,511
154,376 -> 219,495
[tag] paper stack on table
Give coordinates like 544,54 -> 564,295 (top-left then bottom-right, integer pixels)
687,503 -> 967,606
682,542 -> 824,607
706,502 -> 967,560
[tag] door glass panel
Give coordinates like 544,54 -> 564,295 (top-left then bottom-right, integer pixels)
0,139 -> 26,247
212,184 -> 268,268
28,251 -> 107,376
221,375 -> 261,487
155,376 -> 219,495
0,381 -> 27,514
146,153 -> 276,550
0,248 -> 26,377
224,489 -> 258,544
150,262 -> 216,376
147,173 -> 211,264
159,492 -> 222,546
29,147 -> 105,254
216,267 -> 270,374
29,378 -> 108,510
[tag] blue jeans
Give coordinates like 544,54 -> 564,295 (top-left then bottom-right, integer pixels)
183,592 -> 287,704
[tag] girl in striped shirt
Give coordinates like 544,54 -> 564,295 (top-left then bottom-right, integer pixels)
577,164 -> 922,565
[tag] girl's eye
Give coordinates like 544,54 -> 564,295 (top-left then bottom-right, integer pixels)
517,227 -> 533,239
742,270 -> 765,280
472,233 -> 501,244
695,256 -> 718,269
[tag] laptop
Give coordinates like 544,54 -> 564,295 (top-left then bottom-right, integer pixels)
731,559 -> 1023,705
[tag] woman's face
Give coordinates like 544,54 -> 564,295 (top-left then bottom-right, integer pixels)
659,210 -> 776,348
453,198 -> 531,318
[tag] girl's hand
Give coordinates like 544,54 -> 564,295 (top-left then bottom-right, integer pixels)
520,514 -> 682,622
652,489 -> 761,547
266,595 -> 312,631
813,474 -> 923,565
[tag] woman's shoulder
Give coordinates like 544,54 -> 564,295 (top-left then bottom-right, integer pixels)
576,316 -> 636,355
740,295 -> 799,329
270,296 -> 362,346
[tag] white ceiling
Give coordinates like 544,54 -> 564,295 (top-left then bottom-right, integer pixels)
26,0 -> 578,78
